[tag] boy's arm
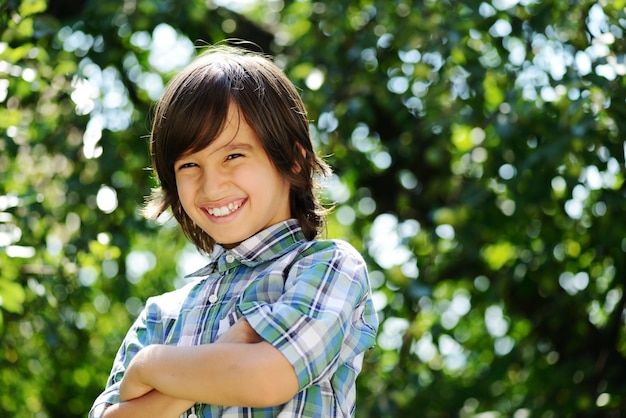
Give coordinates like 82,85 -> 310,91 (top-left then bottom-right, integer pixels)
92,293 -> 199,418
121,336 -> 299,408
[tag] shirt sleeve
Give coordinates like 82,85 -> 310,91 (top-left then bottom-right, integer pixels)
237,240 -> 378,390
89,297 -> 161,417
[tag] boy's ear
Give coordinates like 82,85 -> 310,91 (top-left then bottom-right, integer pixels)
292,143 -> 306,174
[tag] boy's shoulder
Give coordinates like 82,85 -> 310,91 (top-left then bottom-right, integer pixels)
143,280 -> 198,316
285,238 -> 369,287
294,238 -> 365,263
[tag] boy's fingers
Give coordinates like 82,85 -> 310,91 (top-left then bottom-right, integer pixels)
215,318 -> 262,344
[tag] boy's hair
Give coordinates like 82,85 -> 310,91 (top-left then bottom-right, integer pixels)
143,45 -> 331,254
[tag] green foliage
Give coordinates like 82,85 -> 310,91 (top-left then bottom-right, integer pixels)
1,0 -> 625,416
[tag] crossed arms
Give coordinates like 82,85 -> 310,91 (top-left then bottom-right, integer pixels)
101,319 -> 299,418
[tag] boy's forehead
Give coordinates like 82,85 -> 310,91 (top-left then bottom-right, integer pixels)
180,106 -> 257,158
223,104 -> 243,129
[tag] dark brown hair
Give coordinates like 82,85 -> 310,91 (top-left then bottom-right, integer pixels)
143,45 -> 331,254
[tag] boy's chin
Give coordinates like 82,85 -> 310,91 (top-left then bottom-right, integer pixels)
219,241 -> 241,249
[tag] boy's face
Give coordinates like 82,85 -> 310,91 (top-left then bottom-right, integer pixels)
174,105 -> 292,248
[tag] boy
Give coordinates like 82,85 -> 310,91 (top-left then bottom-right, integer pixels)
90,45 -> 379,418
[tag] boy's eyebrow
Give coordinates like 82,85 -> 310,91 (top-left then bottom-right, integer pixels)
214,140 -> 253,154
177,140 -> 254,162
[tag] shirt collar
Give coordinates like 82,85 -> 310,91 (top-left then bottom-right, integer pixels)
186,219 -> 306,277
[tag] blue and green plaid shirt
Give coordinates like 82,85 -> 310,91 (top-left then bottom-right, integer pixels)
91,219 -> 379,417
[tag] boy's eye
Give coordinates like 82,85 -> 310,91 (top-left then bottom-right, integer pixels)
226,153 -> 243,161
177,162 -> 197,170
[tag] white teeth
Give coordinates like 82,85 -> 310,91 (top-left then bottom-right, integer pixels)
207,202 -> 242,217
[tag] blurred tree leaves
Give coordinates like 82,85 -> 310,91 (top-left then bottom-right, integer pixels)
1,0 -> 626,416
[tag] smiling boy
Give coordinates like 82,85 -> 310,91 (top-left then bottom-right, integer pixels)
90,45 -> 379,418
175,104 -> 292,248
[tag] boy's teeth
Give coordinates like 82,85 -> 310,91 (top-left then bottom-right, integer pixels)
208,202 -> 241,217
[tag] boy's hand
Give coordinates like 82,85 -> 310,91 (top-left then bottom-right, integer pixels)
120,374 -> 153,402
119,347 -> 156,401
215,318 -> 263,344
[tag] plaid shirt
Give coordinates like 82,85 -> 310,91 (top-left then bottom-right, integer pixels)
91,219 -> 379,417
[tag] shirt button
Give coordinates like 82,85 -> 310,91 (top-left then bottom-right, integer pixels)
208,294 -> 218,304
225,254 -> 235,263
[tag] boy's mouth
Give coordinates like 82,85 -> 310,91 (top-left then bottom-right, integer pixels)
205,200 -> 244,217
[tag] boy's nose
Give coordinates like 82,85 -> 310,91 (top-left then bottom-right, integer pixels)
200,166 -> 228,198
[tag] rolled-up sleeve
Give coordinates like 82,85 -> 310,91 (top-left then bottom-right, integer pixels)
238,240 -> 378,390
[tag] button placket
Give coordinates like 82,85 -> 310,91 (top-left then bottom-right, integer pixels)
207,273 -> 223,305
209,254 -> 236,305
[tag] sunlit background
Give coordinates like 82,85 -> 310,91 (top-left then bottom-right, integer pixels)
1,0 -> 625,416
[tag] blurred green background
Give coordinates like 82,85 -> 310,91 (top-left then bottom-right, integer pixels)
1,0 -> 625,416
